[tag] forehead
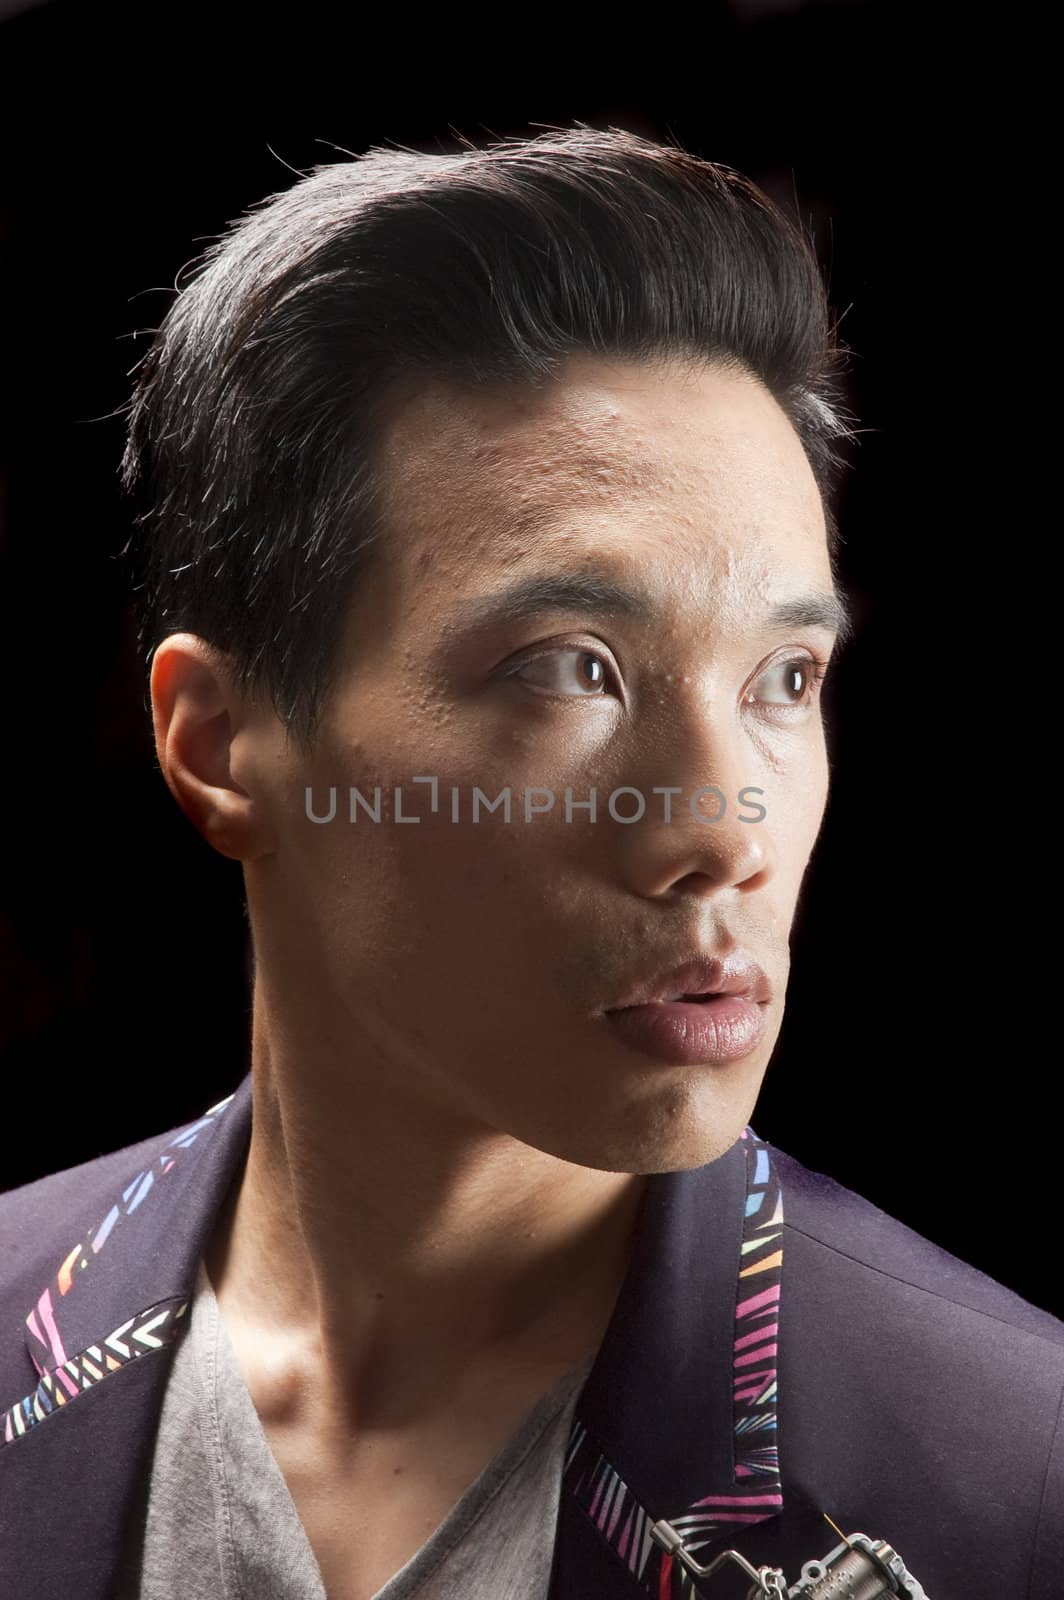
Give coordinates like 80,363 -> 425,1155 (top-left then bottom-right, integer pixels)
370,354 -> 832,621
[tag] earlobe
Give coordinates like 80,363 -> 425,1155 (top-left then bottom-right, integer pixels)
201,804 -> 267,864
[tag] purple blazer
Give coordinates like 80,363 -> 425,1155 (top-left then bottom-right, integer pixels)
1,1073 -> 1060,1599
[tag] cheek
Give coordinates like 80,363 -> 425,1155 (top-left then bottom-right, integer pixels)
293,797 -> 546,963
770,742 -> 829,880
385,807 -> 549,931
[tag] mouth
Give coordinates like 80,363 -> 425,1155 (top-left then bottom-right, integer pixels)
604,991 -> 769,1066
604,951 -> 772,1014
600,950 -> 772,1066
607,992 -> 728,1009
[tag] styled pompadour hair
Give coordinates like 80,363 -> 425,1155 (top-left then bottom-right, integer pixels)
119,123 -> 856,750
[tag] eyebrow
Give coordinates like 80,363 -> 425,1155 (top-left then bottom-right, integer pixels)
452,570 -> 856,646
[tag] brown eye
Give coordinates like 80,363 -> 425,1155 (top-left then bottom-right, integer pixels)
509,648 -> 613,697
747,655 -> 829,711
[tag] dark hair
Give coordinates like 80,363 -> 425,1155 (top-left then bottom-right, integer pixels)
118,123 -> 857,751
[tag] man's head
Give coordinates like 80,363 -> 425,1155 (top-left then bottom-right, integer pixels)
124,126 -> 857,1174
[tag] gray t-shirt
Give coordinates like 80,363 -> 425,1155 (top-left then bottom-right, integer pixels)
112,1259 -> 594,1599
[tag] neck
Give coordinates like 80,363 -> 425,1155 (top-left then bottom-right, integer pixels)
203,985 -> 647,1428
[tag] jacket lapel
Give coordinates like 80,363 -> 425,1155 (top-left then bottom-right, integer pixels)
0,1078 -> 254,1598
550,1127 -> 829,1598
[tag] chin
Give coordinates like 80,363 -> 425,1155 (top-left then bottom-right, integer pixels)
527,1089 -> 759,1174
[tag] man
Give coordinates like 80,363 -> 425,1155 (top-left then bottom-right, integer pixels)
0,125 -> 1060,1600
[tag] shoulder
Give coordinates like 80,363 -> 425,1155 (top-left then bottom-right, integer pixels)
768,1138 -> 1064,1351
0,1121 -> 187,1303
764,1140 -> 1063,1591
0,1125 -> 183,1242
0,1119 -> 191,1344
0,1084 -> 248,1338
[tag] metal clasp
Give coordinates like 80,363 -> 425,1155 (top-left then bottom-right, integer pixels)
649,1517 -> 789,1596
648,1515 -> 931,1598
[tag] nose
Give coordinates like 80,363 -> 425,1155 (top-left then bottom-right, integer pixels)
611,720 -> 777,904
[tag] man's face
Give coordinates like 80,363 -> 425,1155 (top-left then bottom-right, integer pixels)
236,353 -> 841,1172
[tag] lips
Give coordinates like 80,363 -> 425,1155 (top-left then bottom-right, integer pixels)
604,990 -> 769,1067
605,952 -> 771,1014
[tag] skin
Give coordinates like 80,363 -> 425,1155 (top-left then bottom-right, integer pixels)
150,352 -> 841,1492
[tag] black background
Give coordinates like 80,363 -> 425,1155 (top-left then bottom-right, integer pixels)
2,5 -> 1053,1317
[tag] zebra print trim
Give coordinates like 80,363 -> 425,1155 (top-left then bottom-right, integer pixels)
2,1296 -> 190,1447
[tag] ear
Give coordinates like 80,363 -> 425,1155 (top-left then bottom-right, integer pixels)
149,634 -> 277,862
